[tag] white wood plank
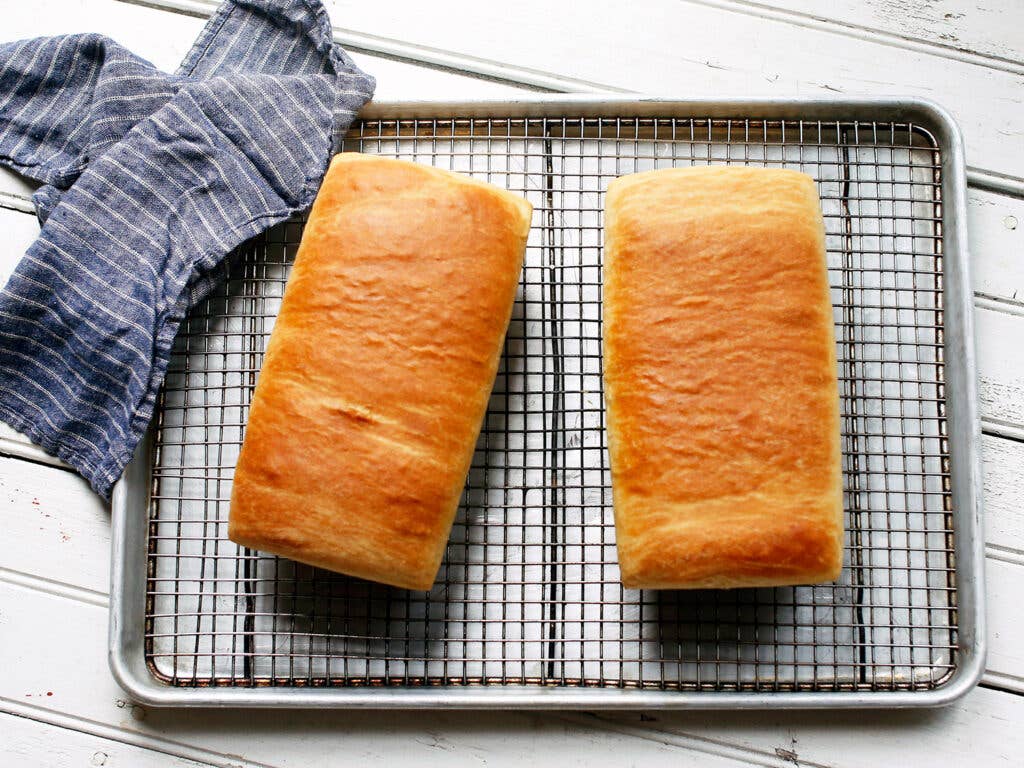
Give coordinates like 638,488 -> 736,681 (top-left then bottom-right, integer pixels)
350,51 -> 523,100
982,435 -> 1024,561
0,424 -> 69,470
755,0 -> 1024,66
0,207 -> 39,286
970,189 -> 1024,306
0,583 -> 752,768
0,456 -> 109,596
0,168 -> 36,200
311,0 -> 1024,181
118,0 -> 625,93
584,679 -> 1024,768
985,556 -> 1024,692
976,305 -> 1024,433
0,168 -> 36,213
3,712 -> 213,768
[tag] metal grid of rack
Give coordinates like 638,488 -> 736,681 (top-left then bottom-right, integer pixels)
145,115 -> 955,693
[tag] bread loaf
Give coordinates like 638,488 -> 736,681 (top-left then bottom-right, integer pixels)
229,154 -> 532,590
603,166 -> 844,590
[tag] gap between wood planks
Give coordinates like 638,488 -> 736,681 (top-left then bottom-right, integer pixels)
0,701 -> 787,768
1,705 -> 271,768
745,0 -> 1023,64
988,546 -> 1024,567
3,710 -> 227,768
687,0 -> 1024,75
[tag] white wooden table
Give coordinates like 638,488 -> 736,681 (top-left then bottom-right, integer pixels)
2,1 -> 1022,765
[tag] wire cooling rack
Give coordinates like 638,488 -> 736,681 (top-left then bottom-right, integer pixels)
134,104 -> 975,704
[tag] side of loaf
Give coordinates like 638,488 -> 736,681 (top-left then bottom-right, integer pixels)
603,165 -> 844,590
229,153 -> 532,590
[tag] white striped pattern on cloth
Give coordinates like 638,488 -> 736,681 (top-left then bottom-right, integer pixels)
0,0 -> 375,497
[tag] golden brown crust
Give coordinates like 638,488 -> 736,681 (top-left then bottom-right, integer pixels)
228,154 -> 531,590
603,166 -> 843,590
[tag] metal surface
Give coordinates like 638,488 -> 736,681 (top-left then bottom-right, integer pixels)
109,97 -> 984,708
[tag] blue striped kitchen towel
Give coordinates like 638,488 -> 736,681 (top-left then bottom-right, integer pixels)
0,0 -> 375,498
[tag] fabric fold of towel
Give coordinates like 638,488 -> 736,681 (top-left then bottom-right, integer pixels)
0,0 -> 375,498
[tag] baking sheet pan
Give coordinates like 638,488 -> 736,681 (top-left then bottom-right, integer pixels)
109,97 -> 984,708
